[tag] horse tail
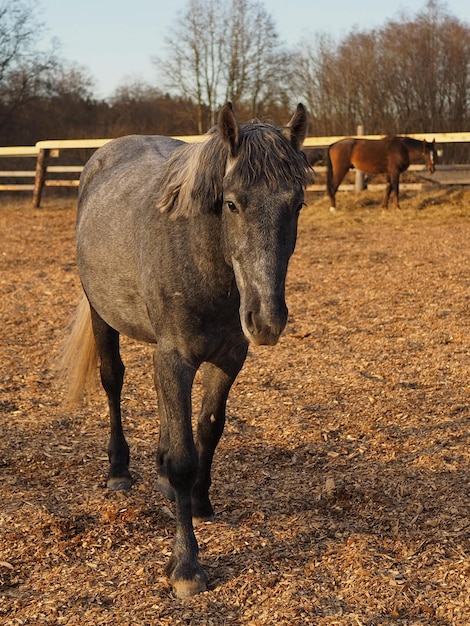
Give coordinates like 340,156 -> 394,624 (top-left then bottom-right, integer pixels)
326,146 -> 335,207
326,147 -> 332,189
56,294 -> 99,405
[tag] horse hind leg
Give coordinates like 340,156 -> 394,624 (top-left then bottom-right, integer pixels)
327,154 -> 348,212
90,306 -> 132,490
392,174 -> 401,209
382,174 -> 400,209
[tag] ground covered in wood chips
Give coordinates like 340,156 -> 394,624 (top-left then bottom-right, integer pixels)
1,187 -> 470,625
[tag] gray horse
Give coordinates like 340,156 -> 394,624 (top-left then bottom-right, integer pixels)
59,102 -> 310,597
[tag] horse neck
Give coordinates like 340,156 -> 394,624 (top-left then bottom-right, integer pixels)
403,137 -> 426,163
188,213 -> 234,290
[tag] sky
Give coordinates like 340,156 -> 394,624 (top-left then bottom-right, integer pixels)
39,0 -> 470,100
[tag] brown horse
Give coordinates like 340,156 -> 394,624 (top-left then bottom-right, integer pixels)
327,135 -> 437,210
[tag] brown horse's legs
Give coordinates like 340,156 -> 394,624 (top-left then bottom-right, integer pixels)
327,178 -> 337,211
192,342 -> 248,522
90,307 -> 131,490
329,171 -> 349,211
327,153 -> 350,212
327,165 -> 338,211
381,181 -> 391,208
382,174 -> 401,209
392,175 -> 401,209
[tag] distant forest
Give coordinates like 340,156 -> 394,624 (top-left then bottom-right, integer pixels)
2,0 -> 469,154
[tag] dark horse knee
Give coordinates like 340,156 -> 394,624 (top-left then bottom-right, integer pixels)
157,454 -> 214,522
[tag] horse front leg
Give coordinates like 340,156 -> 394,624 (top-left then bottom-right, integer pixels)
192,341 -> 248,522
155,392 -> 174,501
90,307 -> 131,491
153,347 -> 207,598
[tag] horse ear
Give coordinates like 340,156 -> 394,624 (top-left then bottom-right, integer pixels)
218,102 -> 241,157
284,103 -> 308,151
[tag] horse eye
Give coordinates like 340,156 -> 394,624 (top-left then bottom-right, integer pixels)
226,200 -> 238,213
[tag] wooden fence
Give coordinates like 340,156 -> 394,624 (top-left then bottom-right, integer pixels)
0,131 -> 469,207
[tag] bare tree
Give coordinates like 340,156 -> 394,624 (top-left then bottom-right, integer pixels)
223,0 -> 287,117
156,0 -> 289,131
379,0 -> 470,132
156,0 -> 224,132
290,0 -> 470,137
0,0 -> 59,137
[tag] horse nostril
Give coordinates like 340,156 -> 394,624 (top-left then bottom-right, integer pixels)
245,310 -> 257,335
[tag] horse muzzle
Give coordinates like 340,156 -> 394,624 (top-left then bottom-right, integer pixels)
232,258 -> 289,345
242,302 -> 288,346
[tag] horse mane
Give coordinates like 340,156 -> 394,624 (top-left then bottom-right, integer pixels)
400,136 -> 426,150
156,120 -> 311,219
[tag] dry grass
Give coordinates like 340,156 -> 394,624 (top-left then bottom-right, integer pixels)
1,187 -> 470,625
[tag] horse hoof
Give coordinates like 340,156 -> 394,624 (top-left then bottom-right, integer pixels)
171,572 -> 208,598
172,577 -> 207,598
329,206 -> 337,213
165,556 -> 208,598
107,476 -> 132,491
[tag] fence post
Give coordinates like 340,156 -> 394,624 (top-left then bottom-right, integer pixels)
355,124 -> 366,193
32,148 -> 49,208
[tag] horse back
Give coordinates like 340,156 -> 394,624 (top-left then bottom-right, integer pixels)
328,138 -> 357,171
79,135 -> 183,204
349,136 -> 408,174
77,134 -> 185,254
76,135 -> 185,344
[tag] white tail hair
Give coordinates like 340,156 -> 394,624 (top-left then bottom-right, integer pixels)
56,294 -> 99,405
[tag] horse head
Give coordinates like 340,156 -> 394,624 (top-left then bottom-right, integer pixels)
424,138 -> 437,174
218,103 -> 310,346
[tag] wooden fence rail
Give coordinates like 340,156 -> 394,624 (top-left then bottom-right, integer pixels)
0,131 -> 469,207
